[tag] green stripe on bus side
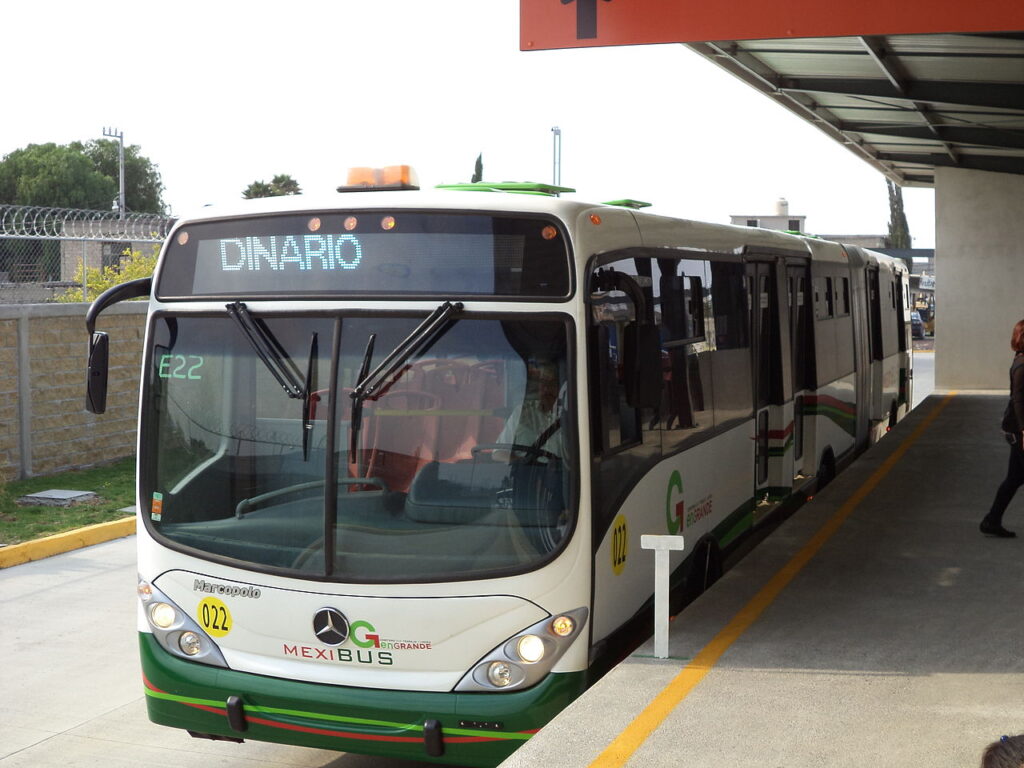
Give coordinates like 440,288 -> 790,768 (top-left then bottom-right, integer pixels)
144,686 -> 537,741
143,687 -> 435,735
805,399 -> 857,436
714,498 -> 756,549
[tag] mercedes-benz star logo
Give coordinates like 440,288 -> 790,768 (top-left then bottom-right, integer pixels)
312,607 -> 349,646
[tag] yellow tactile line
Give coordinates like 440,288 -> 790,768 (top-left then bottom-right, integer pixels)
0,516 -> 136,569
590,392 -> 958,768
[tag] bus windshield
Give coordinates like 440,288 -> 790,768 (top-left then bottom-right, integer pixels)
140,311 -> 575,582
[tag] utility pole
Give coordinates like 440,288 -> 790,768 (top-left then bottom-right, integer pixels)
102,127 -> 126,220
551,127 -> 562,187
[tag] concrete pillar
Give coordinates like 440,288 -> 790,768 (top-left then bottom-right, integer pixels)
935,166 -> 1024,391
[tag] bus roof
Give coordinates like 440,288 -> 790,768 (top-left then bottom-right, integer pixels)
168,189 -> 894,271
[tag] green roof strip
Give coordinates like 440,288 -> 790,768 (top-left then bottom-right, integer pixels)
435,181 -> 576,196
603,199 -> 652,209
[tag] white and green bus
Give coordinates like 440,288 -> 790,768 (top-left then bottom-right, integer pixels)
85,170 -> 911,766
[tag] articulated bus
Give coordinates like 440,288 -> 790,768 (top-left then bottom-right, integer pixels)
85,171 -> 911,766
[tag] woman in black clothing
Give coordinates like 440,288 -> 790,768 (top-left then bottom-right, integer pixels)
981,319 -> 1024,538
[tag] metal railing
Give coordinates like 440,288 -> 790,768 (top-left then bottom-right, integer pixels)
0,204 -> 175,241
0,204 -> 175,303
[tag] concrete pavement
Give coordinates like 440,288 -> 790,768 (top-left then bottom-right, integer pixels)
504,393 -> 1024,768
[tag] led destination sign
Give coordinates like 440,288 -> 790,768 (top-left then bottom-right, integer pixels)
156,212 -> 571,299
213,234 -> 369,273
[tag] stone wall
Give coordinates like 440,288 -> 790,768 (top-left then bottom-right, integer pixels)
0,302 -> 146,481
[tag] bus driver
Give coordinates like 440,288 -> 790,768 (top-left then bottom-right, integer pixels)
494,360 -> 565,462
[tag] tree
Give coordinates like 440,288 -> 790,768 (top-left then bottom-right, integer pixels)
886,179 -> 911,249
471,153 -> 483,183
243,180 -> 273,198
57,244 -> 159,303
0,140 -> 166,213
72,139 -> 166,213
0,143 -> 116,210
243,174 -> 302,198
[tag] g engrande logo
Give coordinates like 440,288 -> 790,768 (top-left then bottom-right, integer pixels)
312,607 -> 349,646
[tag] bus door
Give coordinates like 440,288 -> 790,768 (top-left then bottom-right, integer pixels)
866,265 -> 885,422
787,263 -> 812,479
895,270 -> 911,413
747,260 -> 786,511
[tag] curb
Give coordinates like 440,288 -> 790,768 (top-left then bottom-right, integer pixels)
0,516 -> 136,570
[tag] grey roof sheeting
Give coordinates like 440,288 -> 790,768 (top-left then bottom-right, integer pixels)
687,33 -> 1024,187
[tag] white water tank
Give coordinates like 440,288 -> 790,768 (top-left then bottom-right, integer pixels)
775,197 -> 789,216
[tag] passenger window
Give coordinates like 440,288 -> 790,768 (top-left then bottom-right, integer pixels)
657,258 -> 706,342
710,261 -> 749,350
655,258 -> 712,448
708,261 -> 753,425
590,264 -> 644,453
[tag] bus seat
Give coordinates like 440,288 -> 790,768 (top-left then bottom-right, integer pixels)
364,389 -> 439,493
466,360 -> 506,447
407,359 -> 471,461
405,460 -> 509,524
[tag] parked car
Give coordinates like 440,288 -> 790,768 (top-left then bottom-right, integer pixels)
911,310 -> 925,339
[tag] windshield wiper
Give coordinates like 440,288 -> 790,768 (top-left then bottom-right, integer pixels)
227,302 -> 320,460
226,302 -> 305,398
350,301 -> 464,404
350,332 -> 375,458
302,332 -> 318,461
348,302 -> 462,473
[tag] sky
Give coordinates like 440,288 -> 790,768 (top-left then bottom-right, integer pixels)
3,0 -> 934,246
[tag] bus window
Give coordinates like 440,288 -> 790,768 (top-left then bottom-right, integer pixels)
707,261 -> 753,426
144,315 -> 336,574
142,313 -> 577,581
654,257 -> 712,448
590,287 -> 642,453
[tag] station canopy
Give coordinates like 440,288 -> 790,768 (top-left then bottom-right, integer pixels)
520,0 -> 1024,187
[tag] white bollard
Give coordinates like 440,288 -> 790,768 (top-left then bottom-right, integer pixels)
641,534 -> 685,659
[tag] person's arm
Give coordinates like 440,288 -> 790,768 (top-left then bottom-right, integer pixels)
1012,360 -> 1024,440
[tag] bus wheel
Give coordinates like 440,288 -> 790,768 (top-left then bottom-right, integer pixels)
817,449 -> 836,490
677,539 -> 722,610
701,541 -> 723,590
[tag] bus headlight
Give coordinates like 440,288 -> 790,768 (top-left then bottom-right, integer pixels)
138,580 -> 228,669
515,634 -> 546,663
150,602 -> 177,629
179,631 -> 203,656
551,614 -> 575,637
455,607 -> 588,693
487,661 -> 516,687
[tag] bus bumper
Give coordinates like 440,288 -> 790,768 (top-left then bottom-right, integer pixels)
139,633 -> 586,767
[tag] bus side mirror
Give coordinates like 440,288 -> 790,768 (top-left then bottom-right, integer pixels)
83,276 -> 152,415
624,323 -> 661,409
86,332 -> 110,414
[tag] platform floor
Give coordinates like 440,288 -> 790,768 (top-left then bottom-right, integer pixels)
503,393 -> 1024,768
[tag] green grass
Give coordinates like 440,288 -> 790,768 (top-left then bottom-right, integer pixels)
0,458 -> 136,546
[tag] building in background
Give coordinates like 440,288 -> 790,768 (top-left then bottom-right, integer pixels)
730,198 -> 806,233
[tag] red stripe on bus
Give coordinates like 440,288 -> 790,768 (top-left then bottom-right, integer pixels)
143,674 -> 532,743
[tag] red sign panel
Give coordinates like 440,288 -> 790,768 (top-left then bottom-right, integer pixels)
520,0 -> 1024,50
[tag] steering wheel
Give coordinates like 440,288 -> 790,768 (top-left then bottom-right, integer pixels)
472,442 -> 560,464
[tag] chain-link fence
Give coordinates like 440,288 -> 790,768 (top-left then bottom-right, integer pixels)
0,205 -> 176,304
